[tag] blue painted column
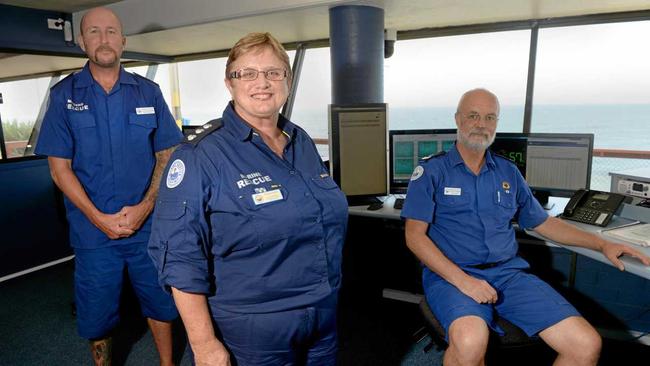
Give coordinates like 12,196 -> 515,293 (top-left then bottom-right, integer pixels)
329,5 -> 384,104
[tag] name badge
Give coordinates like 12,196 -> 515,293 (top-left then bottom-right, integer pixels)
252,189 -> 284,205
444,187 -> 461,196
136,107 -> 155,115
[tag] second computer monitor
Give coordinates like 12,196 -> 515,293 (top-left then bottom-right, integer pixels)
389,129 -> 457,193
491,132 -> 594,198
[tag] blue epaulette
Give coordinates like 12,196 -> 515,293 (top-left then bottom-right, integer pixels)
421,150 -> 447,161
183,119 -> 223,146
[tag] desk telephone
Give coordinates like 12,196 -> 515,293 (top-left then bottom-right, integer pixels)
561,189 -> 625,227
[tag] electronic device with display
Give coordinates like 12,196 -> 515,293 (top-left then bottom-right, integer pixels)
389,129 -> 457,194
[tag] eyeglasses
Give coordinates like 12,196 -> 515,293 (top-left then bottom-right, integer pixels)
228,68 -> 288,81
462,112 -> 499,123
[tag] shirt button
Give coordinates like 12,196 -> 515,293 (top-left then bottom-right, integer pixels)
289,170 -> 296,175
317,244 -> 323,249
305,192 -> 311,197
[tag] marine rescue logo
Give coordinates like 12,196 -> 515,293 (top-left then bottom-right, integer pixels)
411,166 -> 424,181
166,159 -> 186,189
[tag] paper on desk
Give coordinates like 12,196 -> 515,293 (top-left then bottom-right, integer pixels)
602,223 -> 650,247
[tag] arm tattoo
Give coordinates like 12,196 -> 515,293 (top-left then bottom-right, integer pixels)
144,145 -> 177,203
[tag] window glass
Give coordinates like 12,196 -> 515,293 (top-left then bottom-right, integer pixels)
534,21 -> 650,190
385,30 -> 530,132
177,58 -> 231,126
290,47 -> 331,160
0,75 -> 58,159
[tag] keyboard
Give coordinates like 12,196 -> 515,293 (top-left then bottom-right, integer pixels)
394,198 -> 405,210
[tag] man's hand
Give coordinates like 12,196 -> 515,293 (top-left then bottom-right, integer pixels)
457,275 -> 498,304
601,241 -> 650,271
117,200 -> 154,232
193,338 -> 231,366
91,211 -> 135,239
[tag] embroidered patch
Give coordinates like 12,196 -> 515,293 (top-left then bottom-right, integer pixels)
166,159 -> 185,189
410,166 -> 424,181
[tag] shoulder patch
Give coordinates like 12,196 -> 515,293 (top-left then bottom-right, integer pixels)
166,159 -> 186,188
422,150 -> 446,161
410,165 -> 425,181
183,119 -> 223,146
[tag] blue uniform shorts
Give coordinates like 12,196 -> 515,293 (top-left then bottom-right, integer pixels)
424,257 -> 580,340
74,242 -> 178,339
206,295 -> 338,365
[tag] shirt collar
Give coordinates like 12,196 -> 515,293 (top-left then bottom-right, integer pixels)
223,101 -> 297,142
448,142 -> 496,169
73,62 -> 137,88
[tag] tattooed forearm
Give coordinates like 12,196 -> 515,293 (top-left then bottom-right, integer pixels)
90,337 -> 112,366
144,145 -> 177,203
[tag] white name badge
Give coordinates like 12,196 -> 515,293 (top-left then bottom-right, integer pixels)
252,189 -> 284,205
136,107 -> 155,115
444,187 -> 462,196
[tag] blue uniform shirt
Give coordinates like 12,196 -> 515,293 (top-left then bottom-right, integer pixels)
149,103 -> 349,314
35,62 -> 183,248
401,144 -> 548,267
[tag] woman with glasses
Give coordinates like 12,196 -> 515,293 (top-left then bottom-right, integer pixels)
148,32 -> 348,366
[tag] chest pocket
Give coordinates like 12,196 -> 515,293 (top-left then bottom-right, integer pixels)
128,112 -> 157,155
435,191 -> 472,214
69,112 -> 99,160
494,189 -> 517,219
240,186 -> 299,244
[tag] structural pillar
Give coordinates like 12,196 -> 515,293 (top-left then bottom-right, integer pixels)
329,5 -> 384,105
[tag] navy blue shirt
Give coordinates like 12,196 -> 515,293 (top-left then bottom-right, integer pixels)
35,63 -> 183,248
401,144 -> 548,267
149,103 -> 348,314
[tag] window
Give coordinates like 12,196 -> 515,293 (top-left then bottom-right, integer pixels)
0,75 -> 58,159
177,58 -> 231,126
385,30 -> 531,132
533,21 -> 650,190
290,47 -> 331,160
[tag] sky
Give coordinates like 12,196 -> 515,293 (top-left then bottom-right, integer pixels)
2,20 -> 650,124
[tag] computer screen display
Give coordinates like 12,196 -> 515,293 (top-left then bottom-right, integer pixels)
491,133 -> 594,198
389,129 -> 457,193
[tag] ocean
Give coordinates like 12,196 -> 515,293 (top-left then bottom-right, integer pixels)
186,104 -> 650,191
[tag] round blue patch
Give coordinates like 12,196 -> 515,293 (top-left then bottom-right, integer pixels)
166,159 -> 185,189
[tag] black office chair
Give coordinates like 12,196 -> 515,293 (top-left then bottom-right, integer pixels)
418,298 -> 541,354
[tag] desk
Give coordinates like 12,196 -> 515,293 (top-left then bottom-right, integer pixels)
349,196 -> 650,279
527,217 -> 650,281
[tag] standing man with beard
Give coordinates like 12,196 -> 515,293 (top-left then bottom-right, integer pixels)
35,7 -> 181,366
401,88 -> 649,366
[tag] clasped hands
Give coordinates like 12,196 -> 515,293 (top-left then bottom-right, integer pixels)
92,200 -> 154,240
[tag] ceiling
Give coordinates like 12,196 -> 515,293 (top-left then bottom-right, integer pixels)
2,0 -> 650,80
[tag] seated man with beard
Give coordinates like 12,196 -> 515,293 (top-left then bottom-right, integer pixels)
401,88 -> 649,366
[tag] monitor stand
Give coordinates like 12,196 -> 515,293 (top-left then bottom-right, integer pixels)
533,190 -> 555,211
346,195 -> 381,206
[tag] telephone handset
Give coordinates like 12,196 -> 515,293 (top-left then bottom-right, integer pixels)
561,189 -> 625,227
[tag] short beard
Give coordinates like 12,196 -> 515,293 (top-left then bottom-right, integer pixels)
457,129 -> 495,151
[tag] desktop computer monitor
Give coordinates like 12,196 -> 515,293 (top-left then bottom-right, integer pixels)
330,104 -> 388,205
491,132 -> 594,203
389,129 -> 457,194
